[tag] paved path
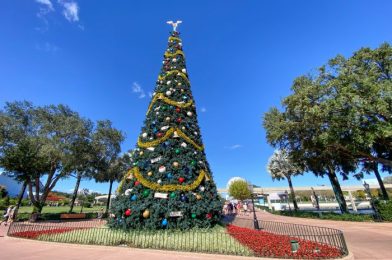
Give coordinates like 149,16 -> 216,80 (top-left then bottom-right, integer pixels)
1,212 -> 391,259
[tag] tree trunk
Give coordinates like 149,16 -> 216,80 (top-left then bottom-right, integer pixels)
327,167 -> 349,214
287,176 -> 299,211
15,180 -> 27,213
373,162 -> 389,200
106,180 -> 114,214
69,172 -> 82,213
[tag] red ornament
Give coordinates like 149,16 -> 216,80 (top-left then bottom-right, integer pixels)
206,213 -> 212,219
134,181 -> 140,186
156,132 -> 163,138
175,107 -> 181,113
178,177 -> 185,183
176,118 -> 182,123
125,209 -> 131,216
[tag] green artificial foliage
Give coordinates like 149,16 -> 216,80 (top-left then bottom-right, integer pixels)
228,180 -> 251,201
109,30 -> 222,230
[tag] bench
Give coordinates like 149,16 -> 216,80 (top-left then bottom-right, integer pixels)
60,213 -> 86,219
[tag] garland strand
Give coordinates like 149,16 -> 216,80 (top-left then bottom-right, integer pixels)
138,127 -> 204,151
164,50 -> 185,58
158,70 -> 189,85
168,36 -> 181,42
146,93 -> 193,115
133,167 -> 206,191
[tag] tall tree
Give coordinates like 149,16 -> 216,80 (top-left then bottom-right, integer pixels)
267,149 -> 302,211
228,179 -> 251,201
92,120 -> 125,214
263,43 -> 392,212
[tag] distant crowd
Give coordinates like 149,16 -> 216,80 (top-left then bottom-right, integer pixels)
223,201 -> 254,216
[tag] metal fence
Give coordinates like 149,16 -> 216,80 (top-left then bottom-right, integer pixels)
7,218 -> 348,259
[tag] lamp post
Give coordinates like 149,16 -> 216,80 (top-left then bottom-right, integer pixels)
285,190 -> 292,212
248,183 -> 260,230
363,181 -> 382,221
311,187 -> 320,211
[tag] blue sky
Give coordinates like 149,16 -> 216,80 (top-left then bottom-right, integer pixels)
1,1 -> 391,194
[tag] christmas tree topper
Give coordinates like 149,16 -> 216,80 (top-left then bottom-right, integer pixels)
166,20 -> 182,32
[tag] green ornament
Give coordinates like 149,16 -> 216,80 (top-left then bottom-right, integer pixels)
143,189 -> 150,197
191,213 -> 196,219
133,161 -> 138,166
191,160 -> 196,166
161,105 -> 168,111
170,192 -> 176,199
175,149 -> 180,154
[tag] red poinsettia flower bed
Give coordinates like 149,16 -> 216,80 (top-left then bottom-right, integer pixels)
227,225 -> 343,259
13,227 -> 82,239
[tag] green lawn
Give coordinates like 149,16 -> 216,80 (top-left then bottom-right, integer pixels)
37,225 -> 253,256
18,206 -> 103,214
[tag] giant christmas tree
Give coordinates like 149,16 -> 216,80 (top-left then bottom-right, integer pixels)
110,22 -> 222,229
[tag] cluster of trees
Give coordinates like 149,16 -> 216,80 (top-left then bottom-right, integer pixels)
0,101 -> 130,214
263,43 -> 392,213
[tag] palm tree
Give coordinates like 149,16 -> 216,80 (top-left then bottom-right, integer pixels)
267,149 -> 302,211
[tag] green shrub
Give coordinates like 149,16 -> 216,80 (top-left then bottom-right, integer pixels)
375,200 -> 392,221
276,210 -> 373,222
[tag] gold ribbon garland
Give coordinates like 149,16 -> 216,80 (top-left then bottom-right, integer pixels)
146,93 -> 193,115
168,36 -> 181,43
133,167 -> 206,191
158,70 -> 189,85
138,127 -> 204,151
164,50 -> 185,58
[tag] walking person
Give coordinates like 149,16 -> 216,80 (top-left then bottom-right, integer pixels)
243,202 -> 248,216
7,206 -> 16,225
1,205 -> 12,226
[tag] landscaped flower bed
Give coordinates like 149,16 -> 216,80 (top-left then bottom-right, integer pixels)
13,227 -> 83,239
227,225 -> 343,258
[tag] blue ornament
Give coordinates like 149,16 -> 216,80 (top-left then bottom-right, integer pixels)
182,95 -> 187,100
153,127 -> 158,133
166,172 -> 173,179
130,195 -> 137,201
180,194 -> 187,202
162,218 -> 168,227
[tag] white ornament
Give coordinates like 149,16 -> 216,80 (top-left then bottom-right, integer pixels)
161,126 -> 170,131
166,81 -> 171,85
181,142 -> 187,148
142,133 -> 147,138
181,126 -> 185,130
159,166 -> 166,173
173,131 -> 179,138
199,186 -> 205,192
147,147 -> 155,151
157,179 -> 162,184
149,137 -> 153,140
156,112 -> 159,115
172,58 -> 177,62
124,189 -> 133,196
165,117 -> 171,121
182,69 -> 186,73
187,111 -> 193,117
154,106 -> 161,111
194,131 -> 198,135
166,90 -> 172,96
177,82 -> 181,86
179,42 -> 182,46
154,192 -> 168,199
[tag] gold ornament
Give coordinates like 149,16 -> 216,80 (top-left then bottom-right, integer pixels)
196,194 -> 202,200
139,151 -> 144,156
132,167 -> 206,191
143,209 -> 150,218
147,171 -> 153,176
173,162 -> 179,167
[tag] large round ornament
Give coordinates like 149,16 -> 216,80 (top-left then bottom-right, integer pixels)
173,161 -> 179,168
130,195 -> 137,201
191,213 -> 197,219
156,132 -> 163,138
165,117 -> 171,121
159,166 -> 166,173
170,192 -> 176,198
147,171 -> 153,176
166,172 -> 173,179
176,118 -> 182,123
124,189 -> 133,196
178,177 -> 185,183
134,181 -> 140,186
162,218 -> 168,227
175,107 -> 181,113
142,209 -> 150,218
125,209 -> 131,216
157,179 -> 162,184
175,148 -> 180,154
142,133 -> 147,138
196,194 -> 202,200
206,213 -> 212,219
182,68 -> 186,73
187,111 -> 193,117
166,90 -> 172,96
199,186 -> 205,192
181,142 -> 187,148
191,160 -> 196,166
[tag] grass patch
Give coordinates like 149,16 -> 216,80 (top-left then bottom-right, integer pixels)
18,206 -> 103,214
37,225 -> 254,256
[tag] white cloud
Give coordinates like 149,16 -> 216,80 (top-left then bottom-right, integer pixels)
200,107 -> 207,113
36,0 -> 54,10
225,144 -> 243,150
35,42 -> 59,53
132,82 -> 146,98
59,1 -> 79,22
